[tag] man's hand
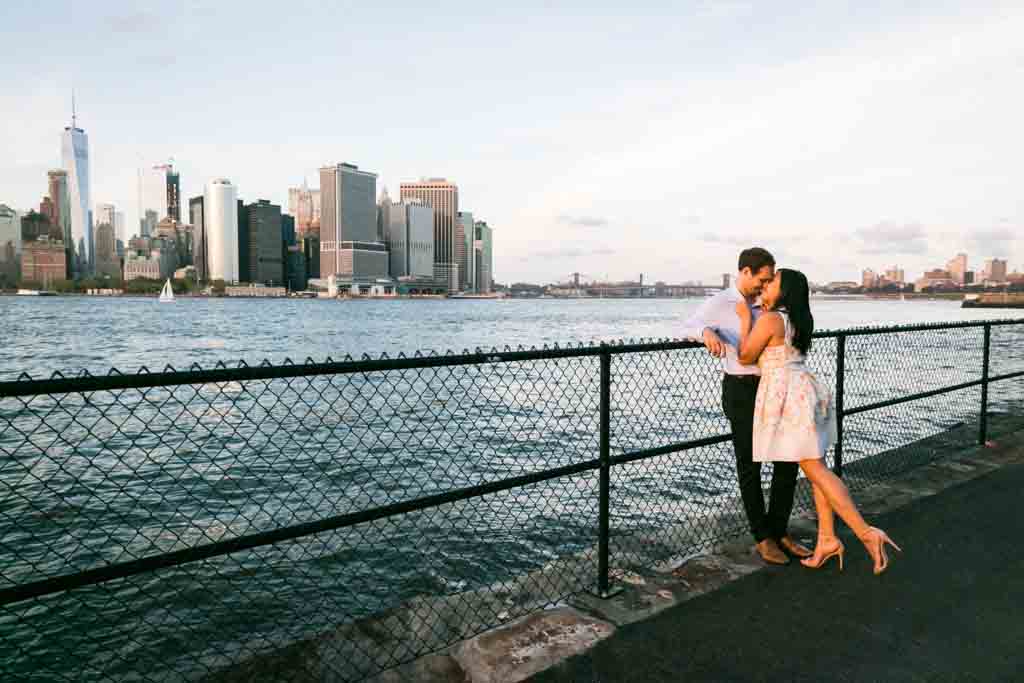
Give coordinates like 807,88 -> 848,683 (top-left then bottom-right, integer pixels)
735,301 -> 752,323
702,328 -> 726,358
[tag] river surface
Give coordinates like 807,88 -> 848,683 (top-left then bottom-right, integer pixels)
1,295 -> 1022,380
1,296 -> 1022,681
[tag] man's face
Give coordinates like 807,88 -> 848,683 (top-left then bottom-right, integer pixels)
738,265 -> 775,298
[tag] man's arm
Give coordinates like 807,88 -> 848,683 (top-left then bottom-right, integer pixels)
681,293 -> 726,357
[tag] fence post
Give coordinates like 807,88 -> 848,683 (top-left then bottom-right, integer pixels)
980,324 -> 991,445
834,334 -> 846,477
593,343 -> 618,598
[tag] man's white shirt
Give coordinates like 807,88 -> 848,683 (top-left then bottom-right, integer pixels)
680,285 -> 763,376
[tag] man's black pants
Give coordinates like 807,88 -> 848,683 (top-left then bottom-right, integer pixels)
722,374 -> 798,543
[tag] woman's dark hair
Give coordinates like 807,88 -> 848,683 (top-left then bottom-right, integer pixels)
776,268 -> 814,354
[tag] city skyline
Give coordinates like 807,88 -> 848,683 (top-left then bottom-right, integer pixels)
1,2 -> 1022,284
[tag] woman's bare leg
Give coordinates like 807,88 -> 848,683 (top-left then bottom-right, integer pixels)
811,482 -> 835,539
802,482 -> 843,567
799,459 -> 901,573
798,459 -> 869,537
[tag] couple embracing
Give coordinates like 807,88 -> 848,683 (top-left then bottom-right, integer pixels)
683,248 -> 901,574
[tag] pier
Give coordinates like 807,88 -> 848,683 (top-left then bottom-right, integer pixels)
1,319 -> 1022,681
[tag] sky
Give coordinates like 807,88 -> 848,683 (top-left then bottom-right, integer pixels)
1,0 -> 1021,285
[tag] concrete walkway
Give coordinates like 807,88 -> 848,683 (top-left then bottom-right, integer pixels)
534,455 -> 1024,681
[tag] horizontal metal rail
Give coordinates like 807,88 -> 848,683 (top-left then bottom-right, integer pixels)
1,318 -> 1021,609
0,457 -> 602,607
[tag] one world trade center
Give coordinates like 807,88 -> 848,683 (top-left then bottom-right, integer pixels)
61,100 -> 93,277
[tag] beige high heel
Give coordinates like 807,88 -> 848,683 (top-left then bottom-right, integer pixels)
859,526 -> 902,575
800,536 -> 845,571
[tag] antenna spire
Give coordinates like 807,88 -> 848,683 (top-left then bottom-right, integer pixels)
71,89 -> 77,128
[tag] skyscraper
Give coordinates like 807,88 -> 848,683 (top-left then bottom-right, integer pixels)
204,179 -> 239,283
400,178 -> 459,290
319,163 -> 387,283
47,169 -> 71,247
983,258 -> 1008,283
288,182 -> 321,238
166,167 -> 180,222
473,220 -> 493,294
190,196 -> 207,281
885,266 -> 905,285
61,103 -> 93,277
382,193 -> 433,279
240,200 -> 285,285
0,204 -> 20,285
456,211 -> 473,292
946,253 -> 968,285
140,164 -> 173,231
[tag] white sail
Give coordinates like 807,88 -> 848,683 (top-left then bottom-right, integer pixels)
159,278 -> 175,302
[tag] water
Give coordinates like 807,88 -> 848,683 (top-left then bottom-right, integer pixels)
1,295 -> 1022,380
0,296 -> 1022,681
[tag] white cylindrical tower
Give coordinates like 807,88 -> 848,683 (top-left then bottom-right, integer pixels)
204,178 -> 239,283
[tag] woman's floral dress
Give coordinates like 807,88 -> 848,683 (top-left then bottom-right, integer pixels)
752,312 -> 837,462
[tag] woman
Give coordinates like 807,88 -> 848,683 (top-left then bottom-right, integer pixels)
735,268 -> 902,574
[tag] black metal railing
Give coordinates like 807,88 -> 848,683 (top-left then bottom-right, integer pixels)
1,319 -> 1023,682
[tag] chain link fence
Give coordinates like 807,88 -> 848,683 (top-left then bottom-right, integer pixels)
2,320 -> 1022,681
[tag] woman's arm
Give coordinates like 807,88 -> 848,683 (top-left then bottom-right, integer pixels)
736,305 -> 783,364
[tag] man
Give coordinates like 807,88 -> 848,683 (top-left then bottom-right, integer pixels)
681,247 -> 811,565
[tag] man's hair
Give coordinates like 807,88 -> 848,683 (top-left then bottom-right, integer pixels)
737,247 -> 775,274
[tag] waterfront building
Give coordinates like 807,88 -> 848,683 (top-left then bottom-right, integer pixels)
885,266 -> 905,285
319,163 -> 388,284
225,283 -> 288,297
61,107 -> 93,277
862,269 -> 878,289
382,193 -> 434,280
155,217 -> 192,269
982,258 -> 1008,284
46,169 -> 71,246
94,219 -> 120,279
0,204 -> 20,285
239,200 -> 284,285
946,253 -> 968,285
20,211 -> 53,243
166,167 -> 180,222
473,220 -> 493,293
140,209 -> 159,238
286,245 -> 306,291
302,235 -> 319,282
96,203 -> 116,229
123,237 -> 176,281
456,211 -> 473,292
399,178 -> 459,290
21,237 -> 67,286
189,196 -> 207,281
123,252 -> 161,281
140,163 -> 177,230
204,179 -> 239,283
288,182 -> 321,238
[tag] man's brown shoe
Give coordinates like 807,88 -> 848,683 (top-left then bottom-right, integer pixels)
779,536 -> 813,559
755,538 -> 790,565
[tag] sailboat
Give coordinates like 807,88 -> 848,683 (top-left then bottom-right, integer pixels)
159,278 -> 175,303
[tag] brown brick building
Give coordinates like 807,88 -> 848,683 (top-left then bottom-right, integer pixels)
21,239 -> 67,286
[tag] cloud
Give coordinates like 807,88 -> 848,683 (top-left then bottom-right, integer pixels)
695,232 -> 754,245
683,215 -> 701,225
854,222 -> 931,255
557,214 -> 608,228
106,12 -> 157,34
970,227 -> 1016,243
